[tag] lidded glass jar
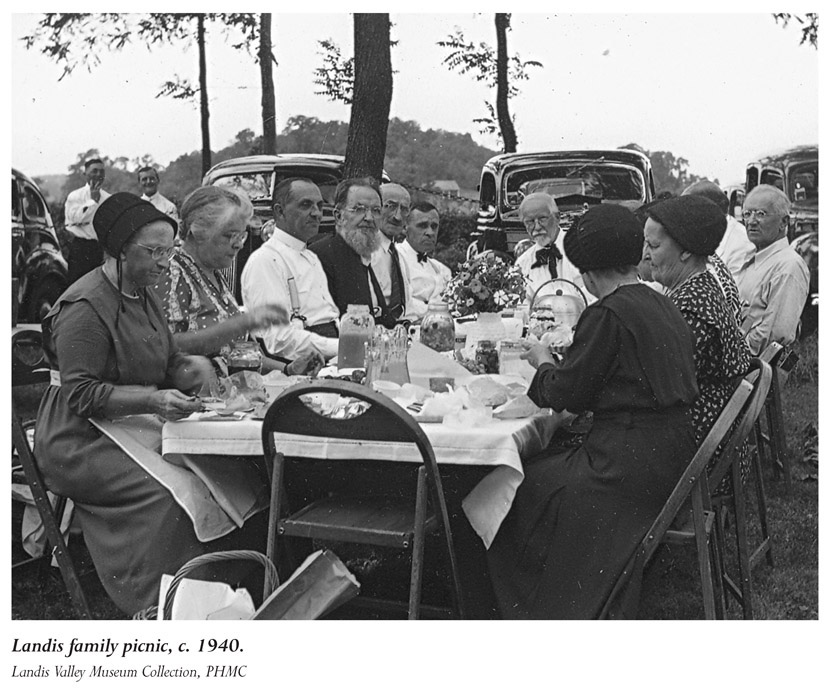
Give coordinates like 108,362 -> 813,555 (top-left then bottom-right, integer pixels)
225,340 -> 263,374
420,301 -> 455,352
475,340 -> 500,374
338,304 -> 375,369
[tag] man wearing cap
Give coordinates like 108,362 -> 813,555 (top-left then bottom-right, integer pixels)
64,157 -> 111,282
370,182 -> 414,323
734,184 -> 810,355
682,180 -> 752,278
396,201 -> 451,321
138,166 -> 179,223
241,177 -> 340,362
488,204 -> 698,619
513,192 -> 590,303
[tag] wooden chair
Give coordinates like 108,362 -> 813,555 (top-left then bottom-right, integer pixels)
600,358 -> 772,619
11,406 -> 92,619
755,341 -> 796,492
261,379 -> 465,620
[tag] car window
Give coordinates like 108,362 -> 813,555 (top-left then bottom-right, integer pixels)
789,163 -> 818,205
22,183 -> 47,220
12,178 -> 21,220
503,163 -> 646,211
211,172 -> 272,201
273,170 -> 340,204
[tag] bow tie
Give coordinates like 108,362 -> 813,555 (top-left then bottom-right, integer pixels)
531,245 -> 563,269
417,252 -> 430,263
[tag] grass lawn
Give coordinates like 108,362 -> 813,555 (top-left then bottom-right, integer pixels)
11,333 -> 818,620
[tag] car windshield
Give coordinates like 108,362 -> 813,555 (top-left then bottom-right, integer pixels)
211,172 -> 272,201
502,162 -> 647,211
789,162 -> 818,208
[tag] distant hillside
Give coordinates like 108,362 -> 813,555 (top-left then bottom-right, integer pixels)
32,174 -> 67,202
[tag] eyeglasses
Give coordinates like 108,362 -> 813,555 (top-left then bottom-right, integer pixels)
341,205 -> 382,218
742,209 -> 770,221
523,216 -> 551,231
383,201 -> 410,217
132,242 -> 175,261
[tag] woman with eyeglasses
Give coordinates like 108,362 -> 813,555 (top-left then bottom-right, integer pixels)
35,193 -> 268,615
155,186 -> 320,376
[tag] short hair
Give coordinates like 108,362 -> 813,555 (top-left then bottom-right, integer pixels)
84,158 -> 104,170
137,166 -> 159,179
380,182 -> 410,201
409,201 -> 438,216
746,184 -> 791,217
273,177 -> 316,213
682,180 -> 728,214
333,177 -> 381,210
518,192 -> 559,218
178,185 -> 253,240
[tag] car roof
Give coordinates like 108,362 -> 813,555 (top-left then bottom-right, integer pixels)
204,154 -> 346,178
11,168 -> 41,188
750,145 -> 818,168
481,149 -> 652,174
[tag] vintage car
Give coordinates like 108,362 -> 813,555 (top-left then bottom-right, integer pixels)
473,149 -> 657,254
12,168 -> 69,324
202,154 -> 390,298
745,145 -> 818,334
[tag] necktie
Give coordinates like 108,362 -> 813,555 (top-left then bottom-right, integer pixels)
417,252 -> 429,263
531,245 -> 563,270
387,242 -> 404,319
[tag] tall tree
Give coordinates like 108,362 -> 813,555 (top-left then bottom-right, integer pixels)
343,14 -> 393,180
438,14 -> 541,152
258,13 -> 277,154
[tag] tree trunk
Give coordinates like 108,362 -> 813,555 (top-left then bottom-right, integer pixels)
259,13 -> 277,155
197,15 -> 212,176
494,13 -> 518,153
344,14 -> 393,180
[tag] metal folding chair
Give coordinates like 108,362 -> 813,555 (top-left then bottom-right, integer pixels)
261,379 -> 465,620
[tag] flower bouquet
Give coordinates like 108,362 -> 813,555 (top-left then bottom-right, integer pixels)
444,253 -> 526,318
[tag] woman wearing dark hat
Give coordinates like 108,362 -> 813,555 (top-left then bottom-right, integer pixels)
486,204 -> 699,619
644,194 -> 751,447
34,192 -> 267,615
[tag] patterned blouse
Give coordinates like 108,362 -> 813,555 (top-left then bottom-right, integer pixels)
668,270 -> 751,445
708,253 -> 742,324
154,247 -> 245,349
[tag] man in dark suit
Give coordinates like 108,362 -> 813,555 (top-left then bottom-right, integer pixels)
310,177 -> 403,329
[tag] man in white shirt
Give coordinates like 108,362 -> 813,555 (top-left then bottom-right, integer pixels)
64,158 -> 110,282
138,166 -> 179,223
734,185 -> 810,355
512,192 -> 590,303
241,177 -> 339,361
371,183 -> 414,323
683,180 -> 753,277
397,202 -> 452,321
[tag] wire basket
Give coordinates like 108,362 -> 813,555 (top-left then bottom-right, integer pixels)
134,549 -> 279,621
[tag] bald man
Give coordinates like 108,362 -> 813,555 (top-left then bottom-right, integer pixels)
513,192 -> 590,303
683,180 -> 753,277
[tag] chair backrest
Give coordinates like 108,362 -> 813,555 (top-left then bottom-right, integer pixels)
759,341 -> 784,365
261,379 -> 441,485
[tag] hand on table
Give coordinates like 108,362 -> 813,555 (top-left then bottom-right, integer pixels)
153,389 -> 202,421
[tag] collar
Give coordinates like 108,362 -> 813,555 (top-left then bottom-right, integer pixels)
268,225 -> 307,251
399,239 -> 428,261
378,233 -> 394,253
753,236 -> 788,264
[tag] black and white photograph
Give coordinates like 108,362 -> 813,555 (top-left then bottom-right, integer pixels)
8,7 -> 822,696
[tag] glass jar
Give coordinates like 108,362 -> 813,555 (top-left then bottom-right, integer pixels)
338,304 -> 375,369
225,340 -> 263,375
475,340 -> 500,374
498,339 -> 524,376
420,301 -> 455,353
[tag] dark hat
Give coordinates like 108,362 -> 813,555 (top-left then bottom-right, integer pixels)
93,192 -> 178,257
646,194 -> 726,256
563,204 -> 644,272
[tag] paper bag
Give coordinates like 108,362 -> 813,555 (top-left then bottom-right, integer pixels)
252,549 -> 360,620
157,574 -> 256,620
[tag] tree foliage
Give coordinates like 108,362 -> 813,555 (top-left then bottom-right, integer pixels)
619,142 -> 709,195
313,39 -> 354,105
438,15 -> 542,151
773,13 -> 818,48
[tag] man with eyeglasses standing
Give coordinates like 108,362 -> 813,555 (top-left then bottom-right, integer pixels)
138,166 -> 179,224
64,158 -> 110,283
513,192 -> 589,303
311,177 -> 405,329
734,184 -> 810,355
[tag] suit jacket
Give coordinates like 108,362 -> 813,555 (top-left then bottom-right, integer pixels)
310,233 -> 375,315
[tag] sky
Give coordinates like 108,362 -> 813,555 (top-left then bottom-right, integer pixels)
9,10 -> 819,188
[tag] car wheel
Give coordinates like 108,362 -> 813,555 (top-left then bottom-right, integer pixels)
27,277 -> 65,323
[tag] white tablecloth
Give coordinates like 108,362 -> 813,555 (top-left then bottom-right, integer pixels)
162,410 -> 564,548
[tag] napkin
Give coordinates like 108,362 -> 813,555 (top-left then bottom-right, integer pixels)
408,341 -> 472,390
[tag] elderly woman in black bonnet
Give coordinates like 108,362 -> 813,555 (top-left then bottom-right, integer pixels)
643,195 -> 751,447
35,192 -> 266,616
487,204 -> 699,619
